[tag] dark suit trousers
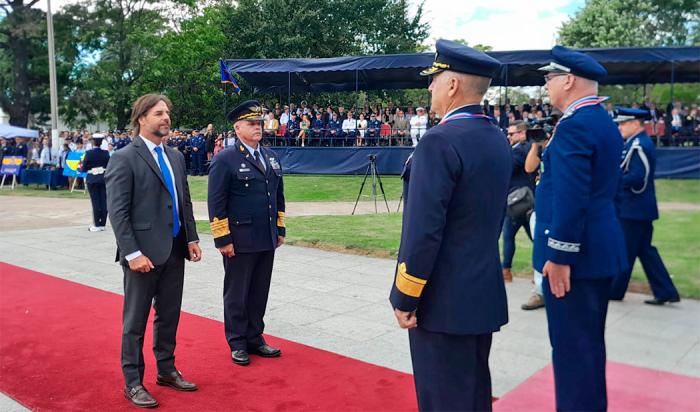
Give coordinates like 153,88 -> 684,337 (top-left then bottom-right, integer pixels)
87,182 -> 108,227
223,250 -> 275,351
610,219 -> 679,300
408,327 -> 493,412
121,241 -> 185,389
543,277 -> 611,412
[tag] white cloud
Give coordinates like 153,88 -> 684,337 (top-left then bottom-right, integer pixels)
414,0 -> 583,51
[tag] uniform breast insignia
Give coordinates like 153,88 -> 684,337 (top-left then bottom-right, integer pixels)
269,158 -> 281,170
239,162 -> 250,172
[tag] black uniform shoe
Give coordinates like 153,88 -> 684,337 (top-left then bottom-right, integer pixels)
232,350 -> 250,365
644,297 -> 681,305
156,371 -> 198,391
250,344 -> 281,358
124,385 -> 158,408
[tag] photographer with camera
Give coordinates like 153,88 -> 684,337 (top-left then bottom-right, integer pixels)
502,121 -> 535,284
519,117 -> 555,310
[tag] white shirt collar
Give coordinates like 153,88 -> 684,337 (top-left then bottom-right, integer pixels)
140,136 -> 164,152
240,140 -> 261,157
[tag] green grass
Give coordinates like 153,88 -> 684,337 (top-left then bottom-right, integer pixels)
654,179 -> 700,204
197,209 -> 700,298
4,176 -> 698,204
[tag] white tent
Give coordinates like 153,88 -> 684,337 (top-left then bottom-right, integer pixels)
0,124 -> 40,139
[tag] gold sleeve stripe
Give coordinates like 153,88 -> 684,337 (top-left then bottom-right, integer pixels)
277,211 -> 286,228
395,262 -> 426,298
210,217 -> 231,239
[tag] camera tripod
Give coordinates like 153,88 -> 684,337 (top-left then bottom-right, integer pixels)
352,155 -> 390,214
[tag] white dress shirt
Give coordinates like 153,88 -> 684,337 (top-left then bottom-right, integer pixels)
126,137 -> 188,262
240,140 -> 266,171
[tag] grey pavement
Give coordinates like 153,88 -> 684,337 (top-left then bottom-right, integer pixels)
1,223 -> 699,407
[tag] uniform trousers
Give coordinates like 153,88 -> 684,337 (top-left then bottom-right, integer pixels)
121,237 -> 185,389
87,182 -> 108,227
190,152 -> 205,176
610,219 -> 679,300
223,250 -> 275,351
543,277 -> 612,412
408,326 -> 493,412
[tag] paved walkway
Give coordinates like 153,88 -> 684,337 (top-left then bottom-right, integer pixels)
1,196 -> 699,410
0,195 -> 697,228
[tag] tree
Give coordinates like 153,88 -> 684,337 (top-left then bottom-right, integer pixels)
0,0 -> 46,126
558,0 -> 700,105
559,0 -> 700,48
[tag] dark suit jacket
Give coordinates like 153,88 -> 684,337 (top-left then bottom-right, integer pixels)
105,136 -> 199,266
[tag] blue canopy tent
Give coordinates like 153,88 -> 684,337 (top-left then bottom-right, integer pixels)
221,47 -> 700,177
0,124 -> 39,139
222,46 -> 700,93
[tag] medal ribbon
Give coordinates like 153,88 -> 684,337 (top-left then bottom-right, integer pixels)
439,112 -> 493,125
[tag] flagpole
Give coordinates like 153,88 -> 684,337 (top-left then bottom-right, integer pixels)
223,82 -> 227,133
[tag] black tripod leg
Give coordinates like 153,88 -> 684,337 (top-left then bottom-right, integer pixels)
374,165 -> 391,213
397,193 -> 403,213
352,164 -> 372,215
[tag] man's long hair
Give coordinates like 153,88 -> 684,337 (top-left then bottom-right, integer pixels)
130,94 -> 173,135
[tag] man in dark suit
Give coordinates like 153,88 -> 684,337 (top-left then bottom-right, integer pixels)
105,94 -> 202,408
80,133 -> 110,232
610,107 -> 680,305
535,46 -> 628,411
208,100 -> 286,367
390,39 -> 511,411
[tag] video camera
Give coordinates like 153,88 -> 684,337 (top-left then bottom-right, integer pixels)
526,115 -> 559,143
368,154 -> 377,161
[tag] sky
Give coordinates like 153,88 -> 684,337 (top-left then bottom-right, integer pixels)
39,0 -> 586,51
415,0 -> 586,51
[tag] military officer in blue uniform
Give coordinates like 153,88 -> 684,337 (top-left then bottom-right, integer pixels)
310,112 -> 326,147
114,132 -> 131,150
389,39 -> 511,411
189,130 -> 206,176
610,107 -> 680,305
327,112 -> 342,146
285,112 -> 300,146
80,133 -> 111,231
366,113 -> 382,146
535,46 -> 628,411
208,100 -> 286,366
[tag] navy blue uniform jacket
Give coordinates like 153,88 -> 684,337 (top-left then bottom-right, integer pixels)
207,140 -> 285,253
533,104 -> 627,278
390,105 -> 512,335
80,148 -> 110,184
618,132 -> 659,222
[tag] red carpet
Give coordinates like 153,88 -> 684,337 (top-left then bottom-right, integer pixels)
0,262 -> 417,411
494,362 -> 700,412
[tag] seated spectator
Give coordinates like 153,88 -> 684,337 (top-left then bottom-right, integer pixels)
380,115 -> 392,146
280,106 -> 290,126
366,113 -> 381,146
264,112 -> 279,139
299,114 -> 310,147
393,110 -> 409,146
356,113 -> 367,146
409,107 -> 428,146
428,110 -> 439,128
327,112 -> 342,146
342,111 -> 357,146
311,112 -> 326,146
286,112 -> 300,146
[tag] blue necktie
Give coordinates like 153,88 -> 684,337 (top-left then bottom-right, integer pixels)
154,146 -> 180,237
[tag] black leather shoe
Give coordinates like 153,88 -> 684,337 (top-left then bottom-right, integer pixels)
232,350 -> 250,365
156,371 -> 198,391
250,344 -> 281,358
124,385 -> 158,408
644,297 -> 681,305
